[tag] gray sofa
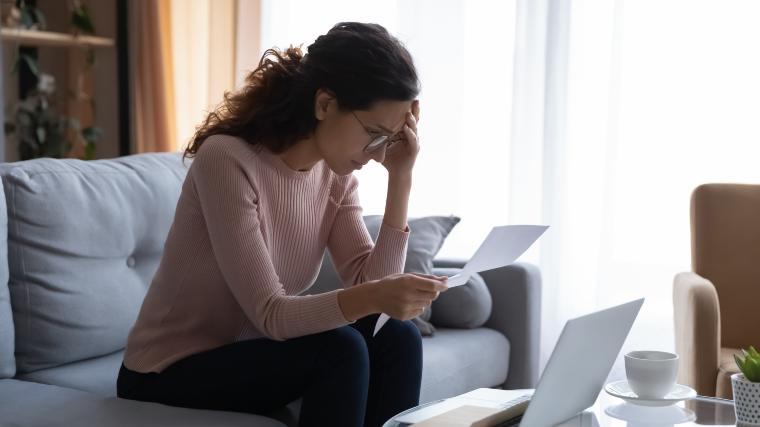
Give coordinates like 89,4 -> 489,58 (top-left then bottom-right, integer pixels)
0,152 -> 541,426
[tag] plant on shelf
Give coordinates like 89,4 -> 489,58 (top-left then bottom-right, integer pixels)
7,74 -> 66,159
3,0 -> 46,31
2,0 -> 103,161
731,346 -> 760,425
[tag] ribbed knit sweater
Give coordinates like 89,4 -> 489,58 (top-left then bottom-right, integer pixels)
123,134 -> 409,373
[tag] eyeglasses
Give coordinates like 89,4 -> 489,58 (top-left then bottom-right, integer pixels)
351,111 -> 400,154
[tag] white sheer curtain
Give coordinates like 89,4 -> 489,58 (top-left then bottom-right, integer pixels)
258,0 -> 517,259
170,0 -> 236,151
518,0 -> 760,380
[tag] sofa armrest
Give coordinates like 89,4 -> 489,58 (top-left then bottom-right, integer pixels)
433,259 -> 542,389
673,271 -> 721,397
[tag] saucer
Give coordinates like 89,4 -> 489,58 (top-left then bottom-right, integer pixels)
604,380 -> 697,407
605,402 -> 696,423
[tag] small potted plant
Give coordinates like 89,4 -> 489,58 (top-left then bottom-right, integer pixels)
733,346 -> 760,425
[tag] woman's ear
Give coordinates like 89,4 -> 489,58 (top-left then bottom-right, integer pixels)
314,89 -> 334,121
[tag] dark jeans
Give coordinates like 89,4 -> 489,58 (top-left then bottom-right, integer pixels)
117,314 -> 423,427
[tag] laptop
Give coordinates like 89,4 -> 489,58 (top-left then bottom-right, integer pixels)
394,298 -> 644,426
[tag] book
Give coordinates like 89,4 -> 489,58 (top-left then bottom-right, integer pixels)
395,388 -> 533,425
410,401 -> 529,427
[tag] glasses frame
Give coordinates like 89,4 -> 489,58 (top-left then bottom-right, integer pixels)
351,111 -> 400,154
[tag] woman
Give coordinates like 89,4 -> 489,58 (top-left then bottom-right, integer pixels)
117,22 -> 448,427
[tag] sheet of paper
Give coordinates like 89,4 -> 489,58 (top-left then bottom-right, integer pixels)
372,225 -> 549,336
461,225 -> 549,276
446,273 -> 470,288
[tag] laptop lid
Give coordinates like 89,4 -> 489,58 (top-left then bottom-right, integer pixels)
520,298 -> 644,427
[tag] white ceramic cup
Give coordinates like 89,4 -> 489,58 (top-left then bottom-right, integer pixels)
624,350 -> 679,399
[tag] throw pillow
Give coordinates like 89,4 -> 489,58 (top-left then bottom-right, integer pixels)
429,268 -> 492,329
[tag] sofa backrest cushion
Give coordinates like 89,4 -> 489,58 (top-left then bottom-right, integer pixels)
0,177 -> 14,378
0,153 -> 188,373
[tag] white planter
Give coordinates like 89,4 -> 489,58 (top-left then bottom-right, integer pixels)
732,373 -> 760,425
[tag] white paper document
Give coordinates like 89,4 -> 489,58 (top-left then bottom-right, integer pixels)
372,224 -> 549,336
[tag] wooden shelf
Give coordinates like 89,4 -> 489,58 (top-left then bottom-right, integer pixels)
0,28 -> 114,48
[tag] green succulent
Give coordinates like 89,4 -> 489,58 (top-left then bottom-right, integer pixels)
735,346 -> 760,382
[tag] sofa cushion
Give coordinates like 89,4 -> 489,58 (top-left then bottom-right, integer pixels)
15,331 -> 510,422
0,379 -> 286,427
0,177 -> 13,379
0,153 -> 188,373
419,327 -> 510,403
17,350 -> 124,397
430,268 -> 493,329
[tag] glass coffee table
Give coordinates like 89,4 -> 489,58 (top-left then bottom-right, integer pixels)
384,388 -> 736,426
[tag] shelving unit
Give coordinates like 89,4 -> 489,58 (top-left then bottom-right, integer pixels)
1,0 -> 129,162
0,28 -> 114,48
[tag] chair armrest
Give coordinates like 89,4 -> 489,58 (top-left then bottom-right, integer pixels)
432,259 -> 542,389
673,271 -> 721,397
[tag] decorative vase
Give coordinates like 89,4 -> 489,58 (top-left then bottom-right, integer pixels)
732,373 -> 760,425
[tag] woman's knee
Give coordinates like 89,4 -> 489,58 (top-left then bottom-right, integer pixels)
379,319 -> 422,351
316,326 -> 370,366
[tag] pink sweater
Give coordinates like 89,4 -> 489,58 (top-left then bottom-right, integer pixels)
123,134 -> 409,373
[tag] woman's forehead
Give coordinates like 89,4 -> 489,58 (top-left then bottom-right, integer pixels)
363,100 -> 412,128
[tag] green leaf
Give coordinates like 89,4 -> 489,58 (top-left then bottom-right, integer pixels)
746,357 -> 760,382
19,8 -> 34,28
84,142 -> 96,160
81,126 -> 103,144
33,8 -> 46,30
35,126 -> 46,144
736,354 -> 746,373
20,54 -> 39,78
71,5 -> 96,35
749,346 -> 760,360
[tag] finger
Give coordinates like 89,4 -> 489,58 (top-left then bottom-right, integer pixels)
409,272 -> 448,281
411,277 -> 448,293
414,288 -> 439,300
408,273 -> 448,286
406,111 -> 417,130
385,140 -> 405,156
417,290 -> 441,301
410,297 -> 434,307
386,131 -> 406,148
403,124 -> 417,144
406,115 -> 417,136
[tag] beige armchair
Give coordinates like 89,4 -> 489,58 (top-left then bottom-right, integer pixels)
674,184 -> 760,399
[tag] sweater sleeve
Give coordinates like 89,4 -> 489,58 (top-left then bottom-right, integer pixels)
191,139 -> 352,341
327,174 -> 410,287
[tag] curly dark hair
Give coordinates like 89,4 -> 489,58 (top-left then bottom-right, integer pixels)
183,22 -> 420,161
